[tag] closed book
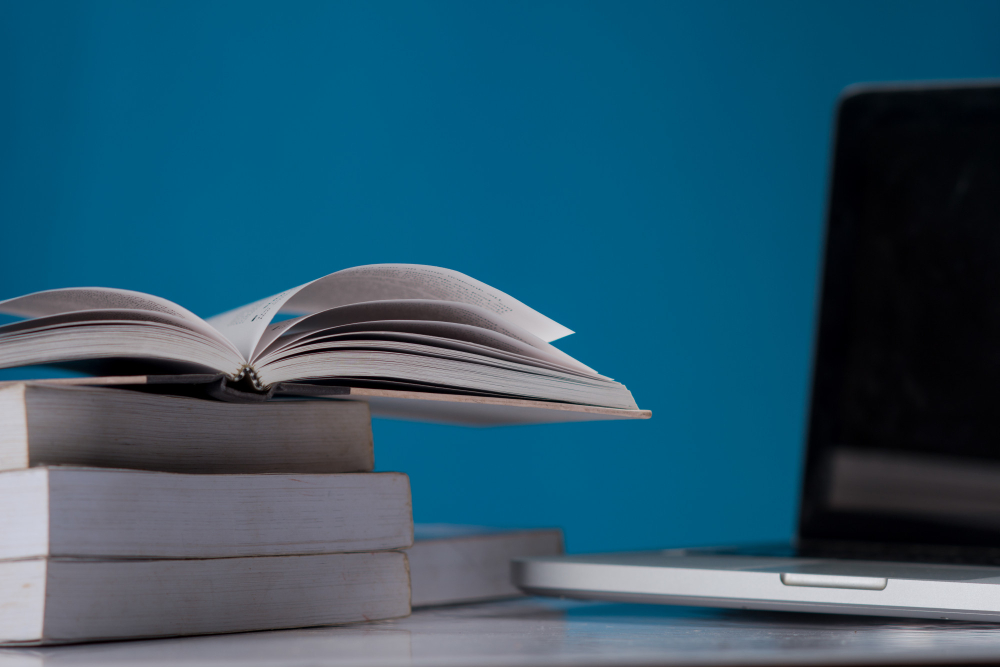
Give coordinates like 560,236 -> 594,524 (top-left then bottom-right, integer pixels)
0,552 -> 410,645
408,525 -> 564,607
0,467 -> 412,559
0,383 -> 372,474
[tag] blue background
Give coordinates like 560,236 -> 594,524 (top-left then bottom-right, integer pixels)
2,1 -> 999,553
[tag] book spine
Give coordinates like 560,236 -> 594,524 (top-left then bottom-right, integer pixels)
0,384 -> 29,471
231,364 -> 266,391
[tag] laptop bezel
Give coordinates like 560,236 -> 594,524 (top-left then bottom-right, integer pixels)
796,81 -> 1000,560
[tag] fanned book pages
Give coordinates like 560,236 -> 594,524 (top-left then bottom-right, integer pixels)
0,265 -> 649,424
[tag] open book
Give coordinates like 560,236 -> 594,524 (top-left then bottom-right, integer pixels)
0,265 -> 642,416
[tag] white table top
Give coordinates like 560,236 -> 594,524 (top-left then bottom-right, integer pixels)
5,597 -> 1000,667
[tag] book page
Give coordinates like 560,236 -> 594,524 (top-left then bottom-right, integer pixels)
256,348 -> 638,409
283,265 -> 574,342
208,264 -> 573,360
0,288 -> 242,359
0,310 -> 245,375
250,301 -> 596,374
0,287 -> 203,322
258,329 -> 601,379
205,289 -> 300,360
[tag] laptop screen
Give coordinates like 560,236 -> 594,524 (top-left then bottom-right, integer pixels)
799,84 -> 1000,555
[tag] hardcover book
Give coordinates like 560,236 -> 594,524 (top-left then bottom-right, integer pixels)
0,264 -> 649,425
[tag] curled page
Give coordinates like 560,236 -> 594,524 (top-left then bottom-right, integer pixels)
0,288 -> 242,359
255,324 -> 602,378
249,300 -> 597,374
208,264 -> 574,361
0,288 -> 204,323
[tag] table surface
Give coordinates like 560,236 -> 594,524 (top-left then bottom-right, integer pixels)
5,597 -> 1000,667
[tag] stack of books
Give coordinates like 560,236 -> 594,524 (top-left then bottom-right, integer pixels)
0,383 -> 412,645
0,264 -> 649,645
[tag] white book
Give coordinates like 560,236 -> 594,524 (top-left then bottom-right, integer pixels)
0,552 -> 410,645
0,468 -> 412,559
0,264 -> 641,411
408,525 -> 564,607
0,383 -> 373,474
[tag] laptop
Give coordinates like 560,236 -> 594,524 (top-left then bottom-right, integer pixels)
513,81 -> 1000,622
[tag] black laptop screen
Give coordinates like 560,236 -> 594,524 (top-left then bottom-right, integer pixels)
799,84 -> 1000,554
